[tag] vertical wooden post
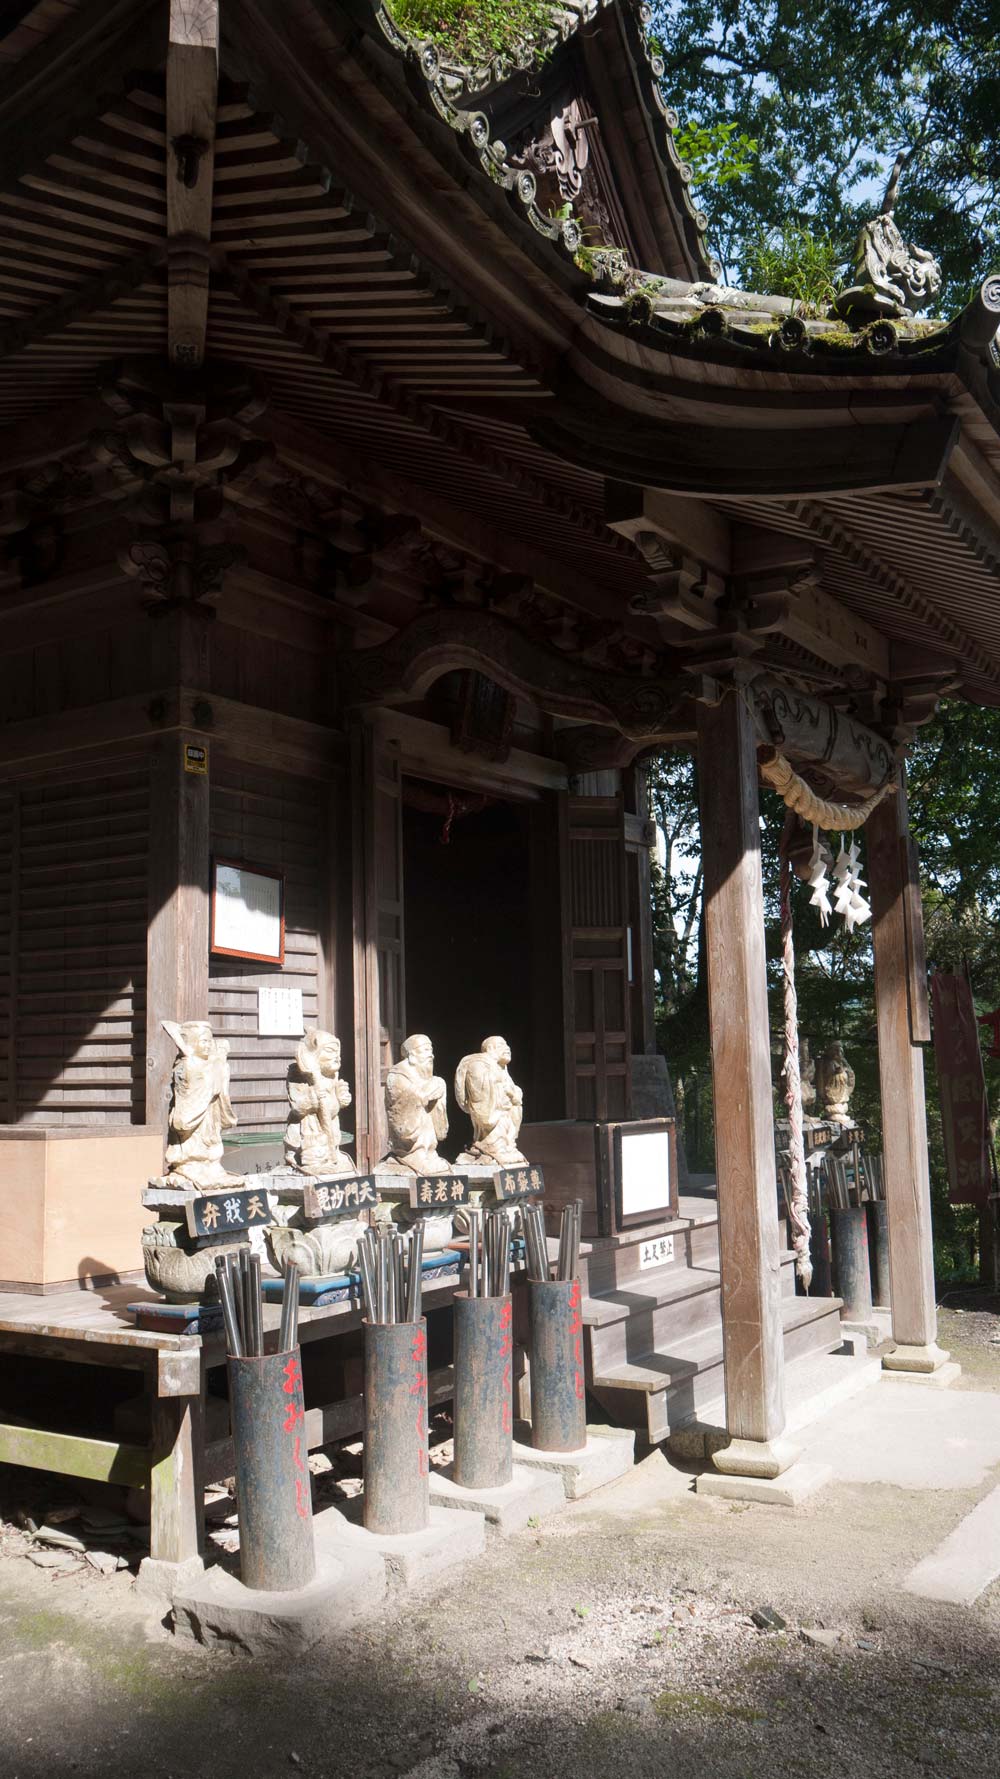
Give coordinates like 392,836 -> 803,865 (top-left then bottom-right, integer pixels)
149,1388 -> 204,1567
868,780 -> 950,1372
697,691 -> 793,1473
145,731 -> 211,1126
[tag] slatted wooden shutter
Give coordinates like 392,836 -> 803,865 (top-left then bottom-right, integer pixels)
12,770 -> 149,1124
560,793 -> 631,1120
352,725 -> 405,1169
209,764 -> 326,1130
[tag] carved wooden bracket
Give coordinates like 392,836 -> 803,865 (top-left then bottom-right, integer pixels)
744,671 -> 895,795
340,609 -> 689,745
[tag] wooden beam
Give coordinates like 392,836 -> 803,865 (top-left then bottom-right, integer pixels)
740,570 -> 891,680
150,1387 -> 205,1563
606,482 -> 732,576
145,728 -> 211,1126
0,1421 -> 149,1488
697,689 -> 787,1453
166,0 -> 219,367
868,780 -> 948,1368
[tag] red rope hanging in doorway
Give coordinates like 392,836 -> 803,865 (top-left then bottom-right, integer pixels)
780,810 -> 813,1291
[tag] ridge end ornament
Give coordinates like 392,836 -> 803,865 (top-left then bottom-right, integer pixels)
833,150 -> 942,324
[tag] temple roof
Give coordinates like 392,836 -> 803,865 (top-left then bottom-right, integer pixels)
1,0 -> 1000,729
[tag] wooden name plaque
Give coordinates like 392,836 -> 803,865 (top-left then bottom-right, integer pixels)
184,1187 -> 272,1241
495,1165 -> 545,1202
302,1175 -> 377,1221
407,1174 -> 472,1210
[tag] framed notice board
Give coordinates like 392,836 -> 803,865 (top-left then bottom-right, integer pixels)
595,1118 -> 678,1237
210,858 -> 285,965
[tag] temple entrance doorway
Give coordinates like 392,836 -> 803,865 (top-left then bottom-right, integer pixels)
401,778 -> 564,1133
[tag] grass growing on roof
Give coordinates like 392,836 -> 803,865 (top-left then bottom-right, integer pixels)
387,0 -> 553,67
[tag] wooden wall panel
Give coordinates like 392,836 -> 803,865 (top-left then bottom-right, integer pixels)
209,762 -> 327,1131
11,769 -> 148,1125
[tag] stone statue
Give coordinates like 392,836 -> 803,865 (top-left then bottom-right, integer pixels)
816,1041 -> 856,1126
455,1036 -> 526,1167
381,1033 -> 451,1175
162,1020 -> 244,1190
285,1029 -> 354,1176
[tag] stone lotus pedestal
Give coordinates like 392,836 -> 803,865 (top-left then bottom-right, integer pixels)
141,1181 -> 256,1304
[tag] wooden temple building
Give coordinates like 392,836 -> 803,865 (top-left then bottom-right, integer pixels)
2,0 -> 1000,1570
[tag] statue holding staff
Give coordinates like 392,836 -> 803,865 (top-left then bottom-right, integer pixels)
162,1020 -> 244,1190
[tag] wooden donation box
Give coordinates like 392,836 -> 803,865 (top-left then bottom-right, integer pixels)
520,1119 -> 678,1242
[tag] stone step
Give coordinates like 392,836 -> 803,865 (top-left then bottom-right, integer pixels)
589,1294 -> 844,1444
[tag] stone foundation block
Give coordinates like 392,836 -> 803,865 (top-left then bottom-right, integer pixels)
511,1425 -> 635,1500
429,1462 -> 565,1532
881,1360 -> 962,1389
323,1502 -> 486,1589
171,1545 -> 384,1654
135,1554 -> 206,1604
696,1459 -> 832,1507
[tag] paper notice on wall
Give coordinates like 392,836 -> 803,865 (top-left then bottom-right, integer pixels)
258,985 -> 304,1036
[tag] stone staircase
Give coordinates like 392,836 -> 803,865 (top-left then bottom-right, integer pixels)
582,1198 -> 844,1444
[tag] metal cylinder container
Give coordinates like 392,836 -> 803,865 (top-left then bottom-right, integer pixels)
528,1277 -> 587,1453
867,1199 -> 891,1308
228,1346 -> 316,1593
453,1292 -> 513,1490
363,1316 -> 430,1535
808,1207 -> 834,1298
830,1204 -> 873,1322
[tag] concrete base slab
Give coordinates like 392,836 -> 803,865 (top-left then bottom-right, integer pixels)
322,1503 -> 486,1589
135,1554 -> 205,1604
171,1545 -> 384,1654
511,1426 -> 635,1500
882,1360 -> 962,1389
904,1483 -> 1000,1605
429,1462 -> 565,1532
696,1459 -> 832,1508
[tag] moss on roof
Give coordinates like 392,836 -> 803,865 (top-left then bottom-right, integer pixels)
385,0 -> 554,70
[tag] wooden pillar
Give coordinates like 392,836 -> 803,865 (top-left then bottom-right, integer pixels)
868,780 -> 950,1372
145,730 -> 211,1126
149,1390 -> 204,1567
697,691 -> 793,1472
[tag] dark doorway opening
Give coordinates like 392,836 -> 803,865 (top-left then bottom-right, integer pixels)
401,781 -> 563,1139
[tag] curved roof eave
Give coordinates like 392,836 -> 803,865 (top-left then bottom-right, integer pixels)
358,0 -> 716,284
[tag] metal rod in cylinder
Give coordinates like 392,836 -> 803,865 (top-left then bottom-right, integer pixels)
468,1208 -> 481,1299
215,1254 -> 243,1358
376,1229 -> 388,1325
406,1221 -> 424,1320
391,1235 -> 404,1326
249,1251 -> 263,1358
570,1200 -> 582,1282
279,1260 -> 296,1352
358,1234 -> 376,1322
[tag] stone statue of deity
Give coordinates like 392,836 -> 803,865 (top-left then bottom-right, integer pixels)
285,1029 -> 354,1176
162,1020 -> 244,1190
816,1040 -> 856,1126
455,1036 -> 526,1167
381,1033 -> 451,1176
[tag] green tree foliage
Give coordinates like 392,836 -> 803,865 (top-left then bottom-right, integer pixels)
650,1 -> 1000,308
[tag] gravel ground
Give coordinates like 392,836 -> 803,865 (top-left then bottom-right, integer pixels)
2,1325 -> 1000,1779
